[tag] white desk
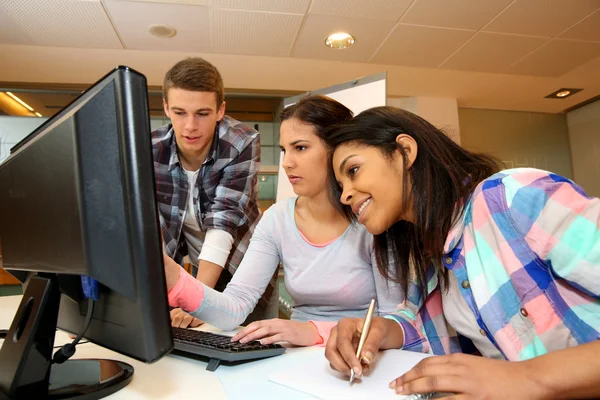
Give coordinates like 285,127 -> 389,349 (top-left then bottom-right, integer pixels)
0,295 -> 317,399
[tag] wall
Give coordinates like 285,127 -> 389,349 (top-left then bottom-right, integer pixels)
389,96 -> 460,144
458,108 -> 573,179
567,99 -> 600,198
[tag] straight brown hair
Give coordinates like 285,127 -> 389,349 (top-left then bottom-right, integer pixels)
163,57 -> 224,108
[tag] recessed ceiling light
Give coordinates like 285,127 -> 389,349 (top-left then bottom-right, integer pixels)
325,32 -> 355,49
544,88 -> 582,99
149,24 -> 177,39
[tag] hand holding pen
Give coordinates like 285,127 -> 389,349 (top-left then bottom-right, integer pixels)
349,299 -> 376,383
325,308 -> 404,380
346,299 -> 436,398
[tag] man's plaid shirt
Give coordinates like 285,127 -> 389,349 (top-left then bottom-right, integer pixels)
152,115 -> 261,278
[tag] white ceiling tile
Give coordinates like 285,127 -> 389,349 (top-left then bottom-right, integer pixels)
506,39 -> 600,77
212,9 -> 303,56
560,10 -> 600,42
0,7 -> 35,45
370,24 -> 474,68
212,0 -> 310,14
106,0 -> 210,4
483,0 -> 600,37
440,32 -> 548,73
308,0 -> 413,22
0,0 -> 122,49
292,14 -> 395,62
401,0 -> 513,30
104,1 -> 210,52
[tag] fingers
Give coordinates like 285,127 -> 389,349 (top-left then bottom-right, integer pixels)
339,316 -> 393,377
337,328 -> 361,378
170,308 -> 183,327
178,313 -> 195,328
239,327 -> 270,344
325,318 -> 361,377
238,321 -> 283,344
357,317 -> 387,366
235,320 -> 320,346
394,375 -> 472,396
254,333 -> 284,345
393,354 -> 465,385
189,317 -> 204,328
170,308 -> 196,328
390,356 -> 471,396
325,326 -> 350,375
231,321 -> 263,342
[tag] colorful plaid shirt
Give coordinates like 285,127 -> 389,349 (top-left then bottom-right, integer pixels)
385,168 -> 600,361
152,115 -> 260,277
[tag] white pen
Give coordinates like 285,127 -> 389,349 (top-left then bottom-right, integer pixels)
349,298 -> 376,384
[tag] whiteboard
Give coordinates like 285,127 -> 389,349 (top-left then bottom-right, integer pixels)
0,116 -> 48,164
276,72 -> 387,203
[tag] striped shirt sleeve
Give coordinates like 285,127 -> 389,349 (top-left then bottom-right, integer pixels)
502,170 -> 600,298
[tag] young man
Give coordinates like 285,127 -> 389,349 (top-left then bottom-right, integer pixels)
153,57 -> 276,328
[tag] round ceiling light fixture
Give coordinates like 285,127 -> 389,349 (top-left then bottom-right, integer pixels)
556,90 -> 571,98
149,24 -> 177,39
325,32 -> 355,49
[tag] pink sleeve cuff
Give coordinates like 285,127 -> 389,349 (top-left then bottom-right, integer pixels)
167,267 -> 205,312
308,321 -> 338,347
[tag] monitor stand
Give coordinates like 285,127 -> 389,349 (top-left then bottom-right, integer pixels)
0,274 -> 134,400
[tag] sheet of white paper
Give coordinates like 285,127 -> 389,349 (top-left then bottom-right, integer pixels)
268,349 -> 431,400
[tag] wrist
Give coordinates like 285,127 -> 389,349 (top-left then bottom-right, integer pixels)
306,321 -> 323,345
379,317 -> 404,350
520,359 -> 554,400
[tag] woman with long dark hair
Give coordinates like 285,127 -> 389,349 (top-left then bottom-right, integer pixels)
163,96 -> 402,347
325,106 -> 600,399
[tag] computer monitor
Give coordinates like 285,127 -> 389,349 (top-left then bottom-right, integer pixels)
0,66 -> 173,399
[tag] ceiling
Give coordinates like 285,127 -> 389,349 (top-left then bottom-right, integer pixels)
1,0 -> 600,113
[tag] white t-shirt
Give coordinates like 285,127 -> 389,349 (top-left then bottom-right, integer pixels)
181,169 -> 205,266
181,168 -> 233,268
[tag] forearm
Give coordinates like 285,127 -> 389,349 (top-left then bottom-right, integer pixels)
165,256 -> 255,328
525,341 -> 600,400
190,282 -> 260,330
194,229 -> 233,288
166,263 -> 252,329
195,259 -> 222,289
164,253 -> 183,292
167,267 -> 203,312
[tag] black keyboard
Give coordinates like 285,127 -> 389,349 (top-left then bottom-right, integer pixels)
171,327 -> 286,371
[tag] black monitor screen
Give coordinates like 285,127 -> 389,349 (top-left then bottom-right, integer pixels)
0,67 -> 172,370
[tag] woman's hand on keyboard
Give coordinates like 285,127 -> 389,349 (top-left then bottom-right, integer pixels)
231,319 -> 321,346
170,307 -> 204,329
